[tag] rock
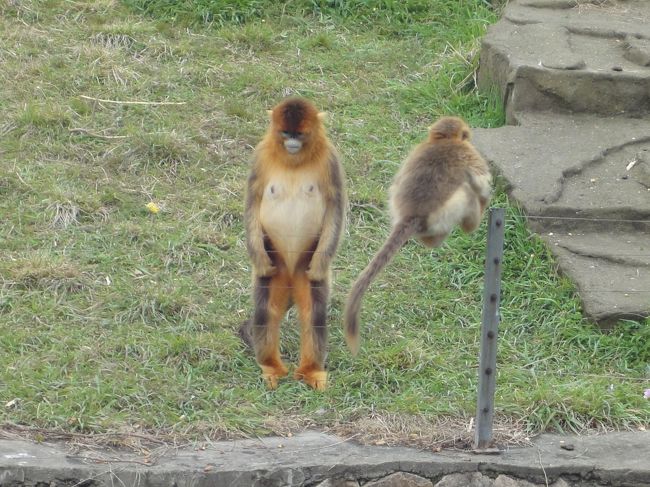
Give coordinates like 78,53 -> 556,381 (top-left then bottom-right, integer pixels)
623,36 -> 650,67
494,474 -> 538,487
434,472 -> 492,487
2,431 -> 649,486
478,0 -> 650,123
631,155 -> 650,189
315,479 -> 360,487
366,472 -> 433,487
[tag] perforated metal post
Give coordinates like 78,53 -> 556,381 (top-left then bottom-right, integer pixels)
474,208 -> 505,451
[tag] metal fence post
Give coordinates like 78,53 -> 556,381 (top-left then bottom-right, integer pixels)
474,207 -> 505,451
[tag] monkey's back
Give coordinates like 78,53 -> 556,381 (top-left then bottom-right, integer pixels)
390,141 -> 472,219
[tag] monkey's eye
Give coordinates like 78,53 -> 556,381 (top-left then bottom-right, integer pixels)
281,131 -> 304,139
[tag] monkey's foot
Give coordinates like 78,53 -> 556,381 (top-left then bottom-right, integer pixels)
419,235 -> 445,248
294,367 -> 327,391
260,363 -> 288,390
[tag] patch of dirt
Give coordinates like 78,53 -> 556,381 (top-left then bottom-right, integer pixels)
0,413 -> 533,457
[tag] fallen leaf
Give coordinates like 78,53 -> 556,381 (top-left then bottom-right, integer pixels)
5,399 -> 19,409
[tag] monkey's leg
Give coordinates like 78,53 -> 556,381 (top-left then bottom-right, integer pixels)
292,272 -> 329,391
251,270 -> 291,389
460,196 -> 482,233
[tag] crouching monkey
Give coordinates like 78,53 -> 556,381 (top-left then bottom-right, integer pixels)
240,97 -> 346,390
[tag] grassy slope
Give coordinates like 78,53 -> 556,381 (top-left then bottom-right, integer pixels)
0,0 -> 647,444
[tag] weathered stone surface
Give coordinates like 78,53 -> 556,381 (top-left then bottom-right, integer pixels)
472,113 -> 650,325
316,479 -> 360,487
632,150 -> 650,188
493,474 -> 538,487
433,474 -> 573,487
1,431 -> 649,486
366,472 -> 433,487
435,472 -> 493,487
519,0 -> 579,8
478,0 -> 650,124
544,231 -> 650,324
473,114 -> 650,213
624,36 -> 650,67
504,1 -> 650,39
475,0 -> 650,326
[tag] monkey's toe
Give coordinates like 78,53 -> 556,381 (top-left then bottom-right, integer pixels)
261,363 -> 288,390
262,373 -> 280,390
294,368 -> 327,391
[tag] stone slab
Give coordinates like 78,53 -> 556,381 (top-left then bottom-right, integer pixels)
547,236 -> 650,323
472,113 -> 650,324
478,0 -> 650,123
473,113 -> 650,217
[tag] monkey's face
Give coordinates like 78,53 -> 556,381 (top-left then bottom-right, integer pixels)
270,97 -> 321,156
280,130 -> 306,154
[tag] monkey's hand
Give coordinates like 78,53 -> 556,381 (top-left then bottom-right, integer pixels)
254,254 -> 277,277
306,259 -> 328,281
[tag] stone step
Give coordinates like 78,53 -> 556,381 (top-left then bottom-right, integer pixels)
472,114 -> 650,228
543,231 -> 650,325
478,0 -> 650,123
472,112 -> 650,325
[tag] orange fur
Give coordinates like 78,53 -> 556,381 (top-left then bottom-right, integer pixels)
242,97 -> 346,390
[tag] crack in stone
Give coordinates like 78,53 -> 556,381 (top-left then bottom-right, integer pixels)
546,136 -> 650,205
555,242 -> 649,267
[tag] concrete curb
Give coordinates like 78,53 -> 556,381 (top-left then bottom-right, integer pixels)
2,431 -> 649,486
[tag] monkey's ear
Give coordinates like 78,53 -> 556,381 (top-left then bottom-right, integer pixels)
267,109 -> 273,118
317,111 -> 328,121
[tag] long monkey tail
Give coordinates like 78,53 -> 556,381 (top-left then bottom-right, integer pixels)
344,218 -> 421,355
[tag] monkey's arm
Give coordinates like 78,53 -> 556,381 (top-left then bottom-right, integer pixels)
307,154 -> 346,281
466,165 -> 492,212
245,164 -> 276,277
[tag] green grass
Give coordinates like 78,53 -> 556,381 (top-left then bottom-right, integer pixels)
0,0 -> 647,446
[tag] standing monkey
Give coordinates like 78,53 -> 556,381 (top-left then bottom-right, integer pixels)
344,116 -> 491,355
240,97 -> 346,390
